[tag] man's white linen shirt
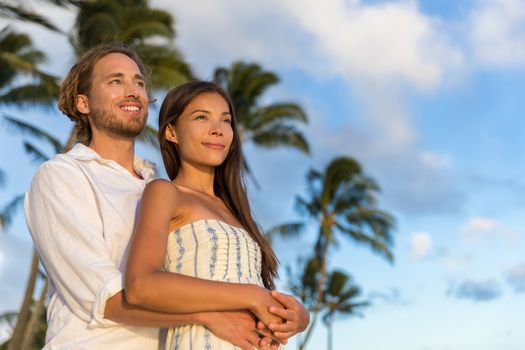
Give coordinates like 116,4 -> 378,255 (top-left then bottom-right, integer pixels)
25,143 -> 159,349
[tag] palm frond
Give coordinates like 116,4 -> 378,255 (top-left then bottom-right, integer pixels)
135,44 -> 194,90
23,141 -> 50,164
322,157 -> 362,206
0,169 -> 5,188
0,193 -> 24,231
0,82 -> 59,107
335,222 -> 394,262
265,222 -> 304,244
251,103 -> 308,126
252,126 -> 310,154
0,3 -> 60,32
119,20 -> 173,42
2,116 -> 62,153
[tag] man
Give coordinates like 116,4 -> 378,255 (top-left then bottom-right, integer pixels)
25,42 -> 308,349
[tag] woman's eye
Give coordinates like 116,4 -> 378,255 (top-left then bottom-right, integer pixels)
195,115 -> 206,120
223,118 -> 232,124
136,81 -> 145,87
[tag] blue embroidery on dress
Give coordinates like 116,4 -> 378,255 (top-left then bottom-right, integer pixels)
174,327 -> 181,350
175,229 -> 185,273
204,328 -> 211,350
206,220 -> 218,279
230,226 -> 242,282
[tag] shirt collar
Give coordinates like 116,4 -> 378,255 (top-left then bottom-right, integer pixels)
68,143 -> 157,182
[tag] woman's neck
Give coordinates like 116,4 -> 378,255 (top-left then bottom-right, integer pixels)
174,163 -> 216,197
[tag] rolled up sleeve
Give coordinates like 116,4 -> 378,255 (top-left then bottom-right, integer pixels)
25,160 -> 124,328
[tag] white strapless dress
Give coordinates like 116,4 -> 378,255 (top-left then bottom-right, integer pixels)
162,219 -> 265,350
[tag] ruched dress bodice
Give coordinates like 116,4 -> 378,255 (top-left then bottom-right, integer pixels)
162,219 -> 264,350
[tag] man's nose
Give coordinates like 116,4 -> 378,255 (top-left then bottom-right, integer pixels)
124,81 -> 141,97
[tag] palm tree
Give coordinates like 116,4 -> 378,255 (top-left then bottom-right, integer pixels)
71,0 -> 193,91
213,61 -> 309,180
295,156 -> 395,349
0,121 -> 62,350
0,27 -> 61,350
0,27 -> 60,107
2,2 -> 194,348
322,270 -> 368,350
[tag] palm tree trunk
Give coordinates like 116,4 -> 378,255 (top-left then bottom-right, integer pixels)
8,127 -> 75,349
20,278 -> 48,350
7,250 -> 39,350
298,311 -> 318,350
327,320 -> 333,350
315,230 -> 330,306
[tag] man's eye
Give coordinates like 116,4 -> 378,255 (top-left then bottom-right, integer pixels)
136,81 -> 145,87
110,79 -> 121,84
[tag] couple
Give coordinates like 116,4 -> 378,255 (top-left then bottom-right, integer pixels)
24,42 -> 309,349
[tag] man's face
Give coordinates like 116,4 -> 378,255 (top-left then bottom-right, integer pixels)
78,53 -> 149,140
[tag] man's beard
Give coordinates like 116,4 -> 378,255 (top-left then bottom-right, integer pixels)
90,105 -> 147,139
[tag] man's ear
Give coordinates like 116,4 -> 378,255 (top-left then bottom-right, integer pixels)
76,94 -> 90,114
165,124 -> 178,144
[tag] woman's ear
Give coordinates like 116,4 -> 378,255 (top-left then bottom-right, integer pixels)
165,124 -> 178,144
76,95 -> 90,114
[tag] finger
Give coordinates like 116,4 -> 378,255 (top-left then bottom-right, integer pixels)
273,330 -> 295,340
270,291 -> 294,307
268,321 -> 294,333
270,340 -> 283,349
268,306 -> 295,321
256,321 -> 267,330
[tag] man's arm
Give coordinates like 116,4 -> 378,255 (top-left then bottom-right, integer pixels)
106,292 -> 273,350
25,160 -> 271,349
25,160 -> 123,327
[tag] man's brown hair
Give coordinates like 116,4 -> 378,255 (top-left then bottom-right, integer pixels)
58,42 -> 150,145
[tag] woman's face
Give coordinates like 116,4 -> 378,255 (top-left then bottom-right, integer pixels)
168,92 -> 234,169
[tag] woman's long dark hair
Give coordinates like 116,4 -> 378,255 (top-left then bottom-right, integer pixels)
158,81 -> 278,289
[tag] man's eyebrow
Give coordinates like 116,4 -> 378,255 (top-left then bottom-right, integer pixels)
103,72 -> 145,80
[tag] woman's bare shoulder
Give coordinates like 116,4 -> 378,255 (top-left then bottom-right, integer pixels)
142,178 -> 182,206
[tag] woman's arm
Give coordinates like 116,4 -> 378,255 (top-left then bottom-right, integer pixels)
124,179 -> 283,326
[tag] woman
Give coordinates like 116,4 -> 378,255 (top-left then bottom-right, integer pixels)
125,81 -> 306,349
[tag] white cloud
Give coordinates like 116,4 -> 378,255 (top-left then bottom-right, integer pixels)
409,231 -> 433,260
469,0 -> 525,66
460,216 -> 519,242
281,0 -> 463,89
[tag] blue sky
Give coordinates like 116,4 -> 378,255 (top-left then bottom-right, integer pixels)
1,0 -> 525,349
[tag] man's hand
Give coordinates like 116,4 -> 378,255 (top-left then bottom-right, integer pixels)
203,310 -> 279,350
258,291 -> 310,342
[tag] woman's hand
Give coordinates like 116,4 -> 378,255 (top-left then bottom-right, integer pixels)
257,291 -> 310,342
249,286 -> 286,328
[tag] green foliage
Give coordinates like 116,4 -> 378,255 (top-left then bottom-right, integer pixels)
214,61 -> 309,153
0,1 -> 62,32
71,0 -> 193,91
0,27 -> 60,108
297,156 -> 395,262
